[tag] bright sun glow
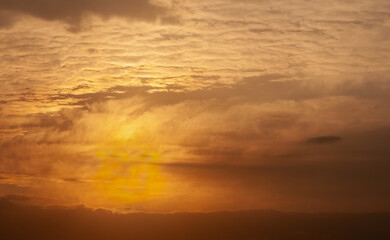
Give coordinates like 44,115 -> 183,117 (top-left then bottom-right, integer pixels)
95,142 -> 165,207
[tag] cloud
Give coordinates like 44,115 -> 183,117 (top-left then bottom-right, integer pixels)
306,136 -> 342,144
1,197 -> 390,240
0,0 -> 173,32
0,10 -> 17,28
1,0 -> 390,213
161,156 -> 390,210
2,89 -> 390,212
0,193 -> 30,202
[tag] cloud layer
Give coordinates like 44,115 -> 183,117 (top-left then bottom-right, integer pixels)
1,197 -> 390,240
0,0 -> 171,31
0,0 -> 389,212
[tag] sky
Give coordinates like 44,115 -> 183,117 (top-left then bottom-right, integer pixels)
0,0 -> 390,213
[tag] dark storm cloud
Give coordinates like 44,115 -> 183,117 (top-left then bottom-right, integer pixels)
0,0 -> 169,31
1,197 -> 390,240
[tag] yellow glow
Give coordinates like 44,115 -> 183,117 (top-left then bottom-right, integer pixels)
94,142 -> 165,206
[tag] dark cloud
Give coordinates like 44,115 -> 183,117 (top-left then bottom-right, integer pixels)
155,127 -> 390,211
0,184 -> 30,198
0,197 -> 390,240
0,194 -> 30,202
61,177 -> 85,183
306,136 -> 342,144
0,0 -> 171,32
45,74 -> 306,108
0,10 -> 17,28
161,157 -> 390,211
39,73 -> 390,112
16,110 -> 78,132
72,84 -> 91,92
336,79 -> 390,103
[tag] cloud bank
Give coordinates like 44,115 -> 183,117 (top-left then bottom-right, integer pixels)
0,0 -> 171,31
1,197 -> 390,240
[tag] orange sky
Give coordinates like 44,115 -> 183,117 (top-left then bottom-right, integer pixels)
0,0 -> 390,213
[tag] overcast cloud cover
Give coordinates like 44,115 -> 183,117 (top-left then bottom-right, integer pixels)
0,0 -> 390,213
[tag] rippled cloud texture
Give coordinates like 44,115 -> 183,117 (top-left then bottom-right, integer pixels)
0,0 -> 390,213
